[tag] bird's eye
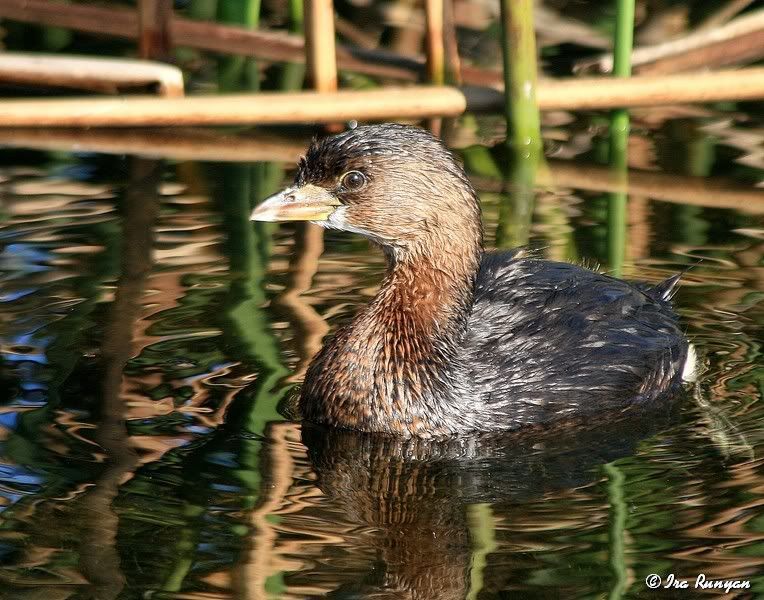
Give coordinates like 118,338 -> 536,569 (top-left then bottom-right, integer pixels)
341,170 -> 366,191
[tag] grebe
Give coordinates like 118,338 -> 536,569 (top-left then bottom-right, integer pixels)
251,124 -> 691,438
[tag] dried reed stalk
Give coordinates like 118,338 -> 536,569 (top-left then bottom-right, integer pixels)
304,0 -> 338,92
443,0 -> 462,86
1,69 -> 764,126
583,8 -> 764,74
0,0 -> 545,88
138,0 -> 173,60
535,68 -> 764,109
424,0 -> 446,86
0,0 -> 419,81
0,52 -> 184,97
0,86 -> 464,126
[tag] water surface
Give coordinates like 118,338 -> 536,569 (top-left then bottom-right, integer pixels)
0,115 -> 762,599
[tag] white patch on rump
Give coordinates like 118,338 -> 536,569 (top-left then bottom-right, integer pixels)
682,343 -> 698,382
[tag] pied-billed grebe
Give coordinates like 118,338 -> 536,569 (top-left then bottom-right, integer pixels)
251,124 -> 692,438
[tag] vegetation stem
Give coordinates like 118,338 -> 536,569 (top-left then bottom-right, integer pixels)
498,0 -> 542,161
608,0 -> 635,276
497,0 -> 544,248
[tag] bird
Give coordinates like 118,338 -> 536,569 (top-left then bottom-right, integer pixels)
251,123 -> 693,439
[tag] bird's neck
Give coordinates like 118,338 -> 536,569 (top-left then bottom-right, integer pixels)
301,234 -> 482,437
374,242 -> 480,345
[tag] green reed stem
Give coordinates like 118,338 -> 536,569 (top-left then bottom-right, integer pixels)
161,503 -> 206,591
277,0 -> 306,90
496,159 -> 536,248
189,0 -> 218,20
604,462 -> 629,600
671,125 -> 711,246
218,0 -> 260,28
607,0 -> 635,277
497,0 -> 545,249
498,0 -> 542,161
289,0 -> 304,32
218,0 -> 262,92
612,0 -> 635,79
607,144 -> 627,276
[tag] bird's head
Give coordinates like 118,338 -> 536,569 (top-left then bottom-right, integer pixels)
251,123 -> 482,258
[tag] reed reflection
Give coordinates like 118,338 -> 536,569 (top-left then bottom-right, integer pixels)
0,159 -> 162,598
76,158 -> 161,600
297,403 -> 680,599
152,160 -> 295,597
271,221 -> 330,382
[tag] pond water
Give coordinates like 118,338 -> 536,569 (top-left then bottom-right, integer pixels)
0,114 -> 761,599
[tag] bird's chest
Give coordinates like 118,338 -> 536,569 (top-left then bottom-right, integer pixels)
299,311 -> 460,436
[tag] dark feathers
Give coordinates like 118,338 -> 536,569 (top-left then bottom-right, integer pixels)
454,252 -> 688,432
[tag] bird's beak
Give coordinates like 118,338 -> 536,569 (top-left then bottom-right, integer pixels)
250,184 -> 341,222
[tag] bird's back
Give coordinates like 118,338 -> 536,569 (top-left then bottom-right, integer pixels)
456,252 -> 689,431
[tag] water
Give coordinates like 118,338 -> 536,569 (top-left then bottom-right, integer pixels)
0,116 -> 761,599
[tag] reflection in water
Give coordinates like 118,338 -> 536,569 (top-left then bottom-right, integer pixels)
300,406 -> 679,599
76,159 -> 161,600
271,222 -> 330,382
0,118 -> 761,598
0,158 -> 161,599
215,161 -> 288,434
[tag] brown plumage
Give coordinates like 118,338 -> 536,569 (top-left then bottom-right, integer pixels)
251,124 -> 691,438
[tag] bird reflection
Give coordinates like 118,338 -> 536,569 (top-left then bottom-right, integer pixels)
298,401 -> 681,599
